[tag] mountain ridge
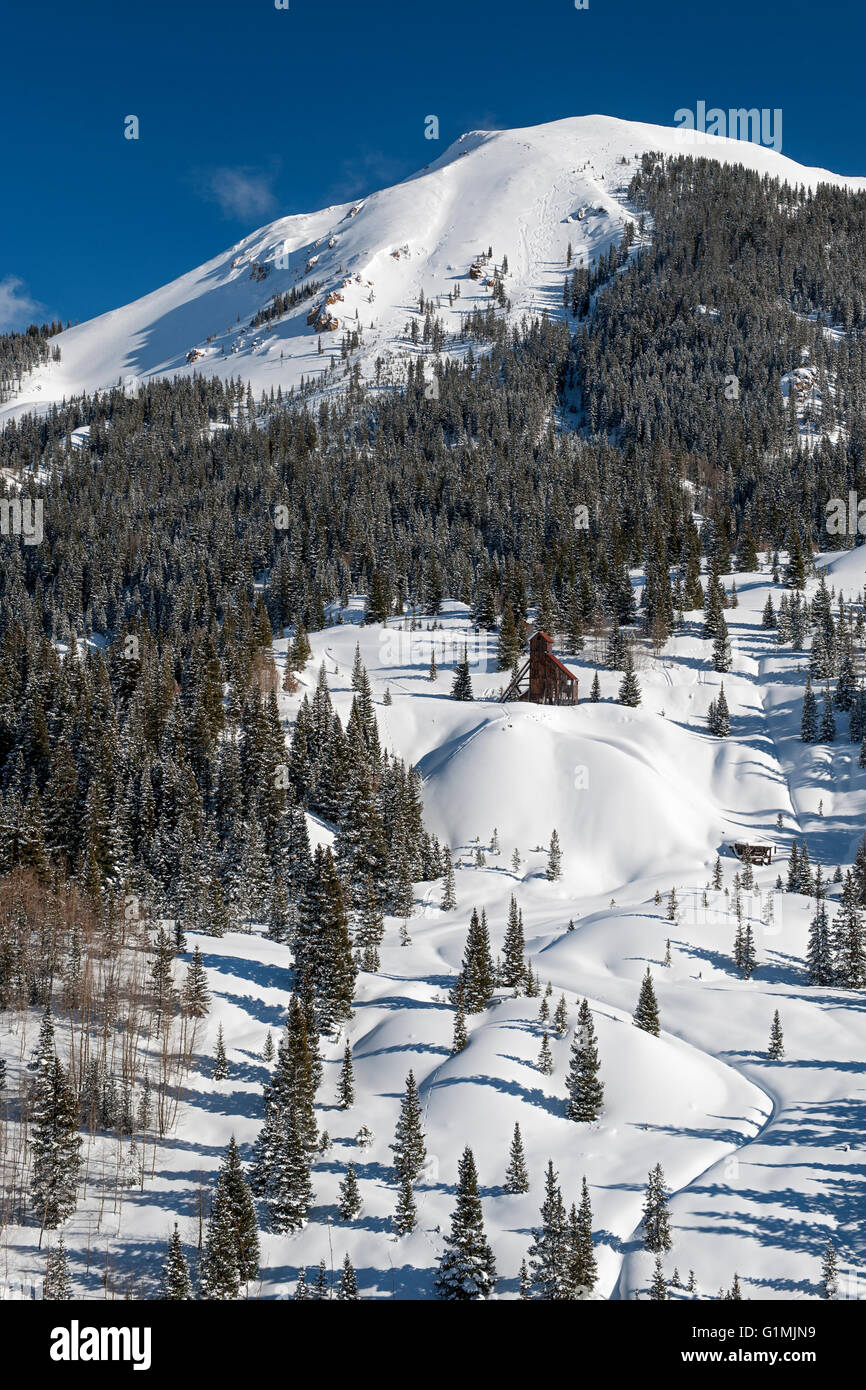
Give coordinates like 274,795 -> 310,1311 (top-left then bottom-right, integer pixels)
5,113 -> 864,423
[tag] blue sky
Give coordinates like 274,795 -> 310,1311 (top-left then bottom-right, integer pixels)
3,0 -> 864,329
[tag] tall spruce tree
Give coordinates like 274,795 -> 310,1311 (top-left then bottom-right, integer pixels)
504,1122 -> 530,1194
565,999 -> 604,1122
434,1147 -> 497,1300
641,1163 -> 673,1254
161,1224 -> 194,1299
391,1070 -> 427,1183
633,967 -> 660,1035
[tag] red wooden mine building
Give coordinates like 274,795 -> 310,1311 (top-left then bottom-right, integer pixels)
503,631 -> 579,706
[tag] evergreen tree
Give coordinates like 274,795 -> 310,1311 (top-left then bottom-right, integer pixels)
649,1254 -> 668,1300
337,1162 -> 362,1220
801,679 -> 819,741
44,1237 -> 72,1300
833,872 -> 866,988
712,614 -> 732,672
537,1031 -> 554,1075
30,1054 -> 81,1229
451,980 -> 468,1054
451,647 -> 474,700
567,1176 -> 598,1296
201,1138 -> 260,1298
337,1253 -> 359,1300
618,652 -> 641,707
434,1147 -> 497,1300
504,1122 -> 529,1194
440,847 -> 457,910
182,945 -> 211,1018
265,1097 -> 314,1234
820,1240 -> 839,1299
553,994 -> 569,1034
565,999 -> 604,1122
641,1163 -> 673,1254
391,1070 -> 427,1183
546,829 -> 563,881
526,1161 -> 569,1299
768,1009 -> 785,1060
633,967 -> 660,1036
161,1224 -> 194,1300
394,1173 -> 417,1235
589,670 -> 601,702
337,1040 -> 355,1109
213,1024 -> 229,1079
458,908 -> 495,1012
501,896 -> 526,988
497,601 -> 523,672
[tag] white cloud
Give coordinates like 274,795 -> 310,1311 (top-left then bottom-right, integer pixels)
0,275 -> 42,331
200,166 -> 279,221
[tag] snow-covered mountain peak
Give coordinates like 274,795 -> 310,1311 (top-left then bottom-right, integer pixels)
5,113 -> 864,422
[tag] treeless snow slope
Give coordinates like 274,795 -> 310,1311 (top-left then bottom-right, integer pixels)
6,115 -> 864,424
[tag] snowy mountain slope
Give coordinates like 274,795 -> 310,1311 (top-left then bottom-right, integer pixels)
6,114 -> 865,423
4,546 -> 866,1300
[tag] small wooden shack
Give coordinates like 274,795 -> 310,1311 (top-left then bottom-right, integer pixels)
503,631 -> 578,706
731,841 -> 776,866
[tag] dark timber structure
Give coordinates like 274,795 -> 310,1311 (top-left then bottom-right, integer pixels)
503,631 -> 578,706
731,842 -> 776,866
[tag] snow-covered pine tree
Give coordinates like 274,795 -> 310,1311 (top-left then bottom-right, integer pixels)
451,980 -> 468,1054
355,875 -> 384,972
391,1070 -> 427,1183
266,1097 -> 314,1234
641,1163 -> 673,1253
712,614 -> 732,672
43,1237 -> 72,1300
213,1024 -> 229,1079
526,1160 -> 568,1299
833,871 -> 866,989
633,967 -> 660,1036
590,670 -> 601,701
537,1031 -> 554,1074
451,647 -> 474,700
546,829 -> 563,881
182,945 -> 211,1018
801,679 -> 819,741
440,846 -> 457,910
553,994 -> 568,1034
337,1162 -> 362,1219
394,1173 -> 417,1234
161,1224 -> 194,1299
458,907 -> 496,1011
565,999 -> 604,1122
649,1254 -> 667,1300
30,1053 -> 81,1229
201,1139 -> 259,1298
504,1122 -> 529,1194
568,1176 -> 598,1295
501,895 -> 525,988
434,1147 -> 497,1300
820,1240 -> 839,1299
337,1253 -> 359,1300
337,1040 -> 354,1108
618,652 -> 641,706
768,1009 -> 784,1059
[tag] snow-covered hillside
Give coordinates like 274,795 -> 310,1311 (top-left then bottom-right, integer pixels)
4,546 -> 865,1300
6,114 -> 864,424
